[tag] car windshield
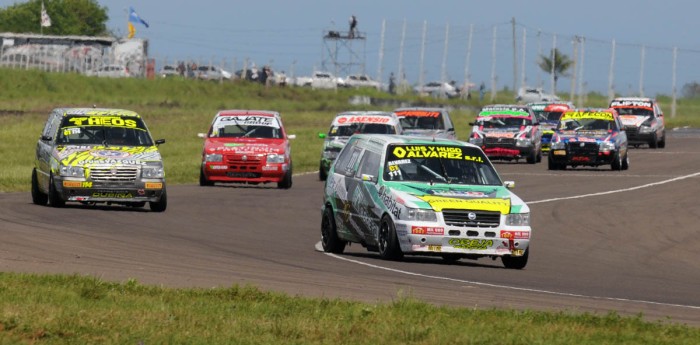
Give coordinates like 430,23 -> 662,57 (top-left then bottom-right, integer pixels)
209,116 -> 282,139
614,107 -> 654,117
400,116 -> 444,130
557,118 -> 616,131
542,111 -> 564,122
383,144 -> 501,185
328,123 -> 397,137
476,116 -> 531,128
56,115 -> 153,146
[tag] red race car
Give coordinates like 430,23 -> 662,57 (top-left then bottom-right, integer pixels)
199,110 -> 295,189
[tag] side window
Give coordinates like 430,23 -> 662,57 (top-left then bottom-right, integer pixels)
42,113 -> 59,140
334,142 -> 361,176
356,150 -> 381,179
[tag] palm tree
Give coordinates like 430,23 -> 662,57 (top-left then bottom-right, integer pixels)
538,48 -> 573,93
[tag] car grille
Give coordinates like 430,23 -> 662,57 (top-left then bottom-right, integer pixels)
226,154 -> 263,166
484,137 -> 515,147
442,209 -> 500,228
624,126 -> 638,136
90,166 -> 138,181
567,142 -> 599,155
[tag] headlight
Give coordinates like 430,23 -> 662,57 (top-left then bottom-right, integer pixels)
142,166 -> 164,178
516,138 -> 531,147
469,137 -> 483,146
322,150 -> 339,160
406,208 -> 437,222
506,213 -> 530,226
639,126 -> 653,134
267,153 -> 285,164
60,165 -> 84,177
551,141 -> 565,150
205,153 -> 223,162
599,141 -> 616,152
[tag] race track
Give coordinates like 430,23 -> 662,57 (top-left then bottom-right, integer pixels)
1,130 -> 699,326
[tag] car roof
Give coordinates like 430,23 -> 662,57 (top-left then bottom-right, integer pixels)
335,111 -> 394,117
216,110 -> 279,117
58,108 -> 141,118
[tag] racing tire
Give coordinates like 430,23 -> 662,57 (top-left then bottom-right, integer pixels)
526,149 -> 537,164
321,207 -> 346,254
536,149 -> 542,163
31,168 -> 48,206
658,132 -> 666,148
547,156 -> 564,170
48,174 -> 65,208
441,254 -> 461,263
199,168 -> 214,187
149,188 -> 167,212
611,152 -> 623,171
378,215 -> 403,260
278,165 -> 293,189
318,163 -> 327,181
502,248 -> 529,269
622,153 -> 629,170
648,133 -> 658,149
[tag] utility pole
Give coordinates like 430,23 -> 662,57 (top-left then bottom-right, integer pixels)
398,19 -> 407,85
569,36 -> 578,102
490,25 -> 498,101
377,19 -> 386,87
639,45 -> 646,97
608,39 -> 616,102
462,23 -> 474,100
520,27 -> 526,92
441,22 -> 450,97
577,37 -> 586,107
537,29 -> 542,88
418,20 -> 427,90
550,34 -> 556,95
512,17 -> 518,98
671,46 -> 677,118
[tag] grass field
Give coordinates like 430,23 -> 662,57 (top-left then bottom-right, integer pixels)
1,68 -> 700,343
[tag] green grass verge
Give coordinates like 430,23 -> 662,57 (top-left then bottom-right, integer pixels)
0,273 -> 698,344
2,68 -> 700,192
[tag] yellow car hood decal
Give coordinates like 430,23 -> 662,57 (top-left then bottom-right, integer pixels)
417,195 -> 511,214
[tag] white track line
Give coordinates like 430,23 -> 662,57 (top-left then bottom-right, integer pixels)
314,170 -> 700,310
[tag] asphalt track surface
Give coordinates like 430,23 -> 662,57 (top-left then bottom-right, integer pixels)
2,129 -> 699,326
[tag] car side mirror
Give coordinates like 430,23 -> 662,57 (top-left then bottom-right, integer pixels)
318,133 -> 327,139
468,122 -> 476,126
197,133 -> 205,138
504,181 -> 515,189
288,134 -> 296,139
361,174 -> 377,183
155,139 -> 166,145
41,135 -> 52,141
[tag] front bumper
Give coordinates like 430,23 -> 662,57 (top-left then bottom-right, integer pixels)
394,214 -> 530,257
624,126 -> 655,145
482,145 -> 535,160
57,176 -> 165,203
549,147 -> 617,166
203,161 -> 289,183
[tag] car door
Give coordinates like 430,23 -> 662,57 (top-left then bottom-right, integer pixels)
331,142 -> 363,234
351,149 -> 382,245
36,111 -> 60,189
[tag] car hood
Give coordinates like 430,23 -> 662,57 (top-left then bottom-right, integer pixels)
204,137 -> 287,154
379,181 -> 528,214
619,115 -> 649,127
474,127 -> 528,139
555,130 -> 613,143
324,137 -> 350,149
54,145 -> 162,166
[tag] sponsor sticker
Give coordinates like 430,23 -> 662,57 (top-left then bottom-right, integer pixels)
560,111 -> 614,121
500,230 -> 530,239
418,196 -> 511,214
63,181 -> 93,188
145,182 -> 162,189
411,226 -> 444,235
448,238 -> 493,250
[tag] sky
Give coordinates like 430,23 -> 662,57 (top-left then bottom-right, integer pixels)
3,0 -> 700,96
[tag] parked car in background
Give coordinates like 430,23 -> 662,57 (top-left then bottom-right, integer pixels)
318,111 -> 402,181
609,97 -> 666,148
158,64 -> 180,78
198,110 -> 294,189
196,65 -> 232,80
414,81 -> 459,98
341,74 -> 381,89
516,87 -> 559,103
394,107 -> 456,139
548,108 -> 629,170
469,105 -> 543,164
32,108 -> 167,212
321,134 -> 532,269
86,64 -> 130,78
311,71 -> 339,89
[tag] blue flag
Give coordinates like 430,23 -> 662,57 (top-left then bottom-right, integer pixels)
129,6 -> 149,28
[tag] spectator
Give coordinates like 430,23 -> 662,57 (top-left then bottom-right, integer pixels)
479,82 -> 486,102
349,15 -> 357,38
388,72 -> 396,94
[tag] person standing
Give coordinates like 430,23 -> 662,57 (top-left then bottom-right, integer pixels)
388,72 -> 396,94
349,15 -> 357,38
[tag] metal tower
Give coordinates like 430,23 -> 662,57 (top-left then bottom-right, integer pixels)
321,28 -> 367,77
